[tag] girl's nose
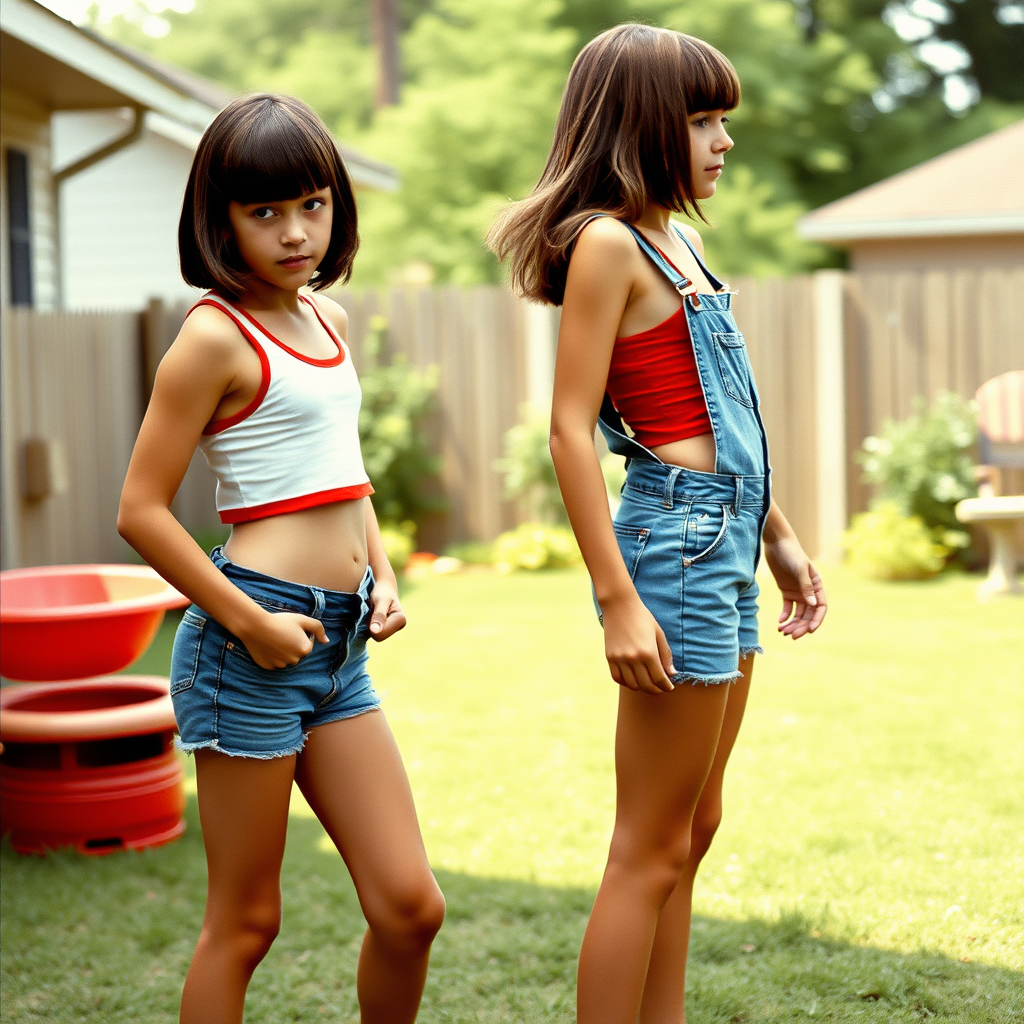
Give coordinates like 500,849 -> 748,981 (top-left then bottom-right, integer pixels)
281,218 -> 307,244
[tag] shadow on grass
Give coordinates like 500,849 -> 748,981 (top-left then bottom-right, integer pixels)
1,798 -> 1020,1024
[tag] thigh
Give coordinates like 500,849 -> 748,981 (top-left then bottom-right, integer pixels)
612,682 -> 732,848
194,749 -> 296,910
294,712 -> 434,915
696,654 -> 754,818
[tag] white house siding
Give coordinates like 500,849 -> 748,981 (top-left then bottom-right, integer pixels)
53,109 -> 202,310
0,89 -> 59,310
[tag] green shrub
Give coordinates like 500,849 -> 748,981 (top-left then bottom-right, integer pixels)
843,501 -> 948,580
444,540 -> 495,565
856,392 -> 976,554
359,316 -> 444,526
379,520 -> 416,574
493,523 -> 582,573
495,406 -> 566,524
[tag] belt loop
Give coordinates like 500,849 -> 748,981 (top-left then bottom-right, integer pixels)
309,586 -> 326,619
663,466 -> 682,509
733,476 -> 743,516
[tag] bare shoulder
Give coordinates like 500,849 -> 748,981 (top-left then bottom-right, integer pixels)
159,302 -> 248,390
673,220 -> 706,256
573,215 -> 639,263
307,292 -> 349,341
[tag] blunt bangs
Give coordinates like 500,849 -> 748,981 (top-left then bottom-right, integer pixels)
212,102 -> 333,205
179,94 -> 359,298
678,34 -> 741,114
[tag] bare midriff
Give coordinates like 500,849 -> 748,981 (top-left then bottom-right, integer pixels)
650,432 -> 716,473
223,498 -> 368,592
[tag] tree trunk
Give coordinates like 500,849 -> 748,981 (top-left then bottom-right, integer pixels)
371,0 -> 401,108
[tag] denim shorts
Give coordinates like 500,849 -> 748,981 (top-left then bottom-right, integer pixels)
606,461 -> 766,685
169,547 -> 381,759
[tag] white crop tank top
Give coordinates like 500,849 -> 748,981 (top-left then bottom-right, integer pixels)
192,292 -> 373,525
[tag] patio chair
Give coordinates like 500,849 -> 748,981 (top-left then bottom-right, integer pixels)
955,370 -> 1024,598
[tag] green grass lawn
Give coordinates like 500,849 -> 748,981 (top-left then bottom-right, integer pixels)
2,565 -> 1022,1022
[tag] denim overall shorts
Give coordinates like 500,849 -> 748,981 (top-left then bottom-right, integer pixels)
597,220 -> 772,685
169,546 -> 381,758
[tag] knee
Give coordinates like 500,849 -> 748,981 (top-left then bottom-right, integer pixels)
207,898 -> 281,969
690,803 -> 723,863
608,830 -> 693,902
367,875 -> 446,954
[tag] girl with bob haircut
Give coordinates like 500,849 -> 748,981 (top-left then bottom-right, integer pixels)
490,24 -> 826,1022
119,94 -> 445,1024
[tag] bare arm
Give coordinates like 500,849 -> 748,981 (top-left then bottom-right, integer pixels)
363,499 -> 407,641
549,219 -> 676,693
117,308 -> 327,667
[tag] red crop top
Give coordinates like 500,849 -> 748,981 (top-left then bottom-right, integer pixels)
606,304 -> 711,449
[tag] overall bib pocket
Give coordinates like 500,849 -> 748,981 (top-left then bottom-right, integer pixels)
713,332 -> 755,408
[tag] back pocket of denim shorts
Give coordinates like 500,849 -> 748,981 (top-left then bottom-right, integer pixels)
613,523 -> 651,579
682,503 -> 730,565
713,332 -> 754,408
170,610 -> 205,695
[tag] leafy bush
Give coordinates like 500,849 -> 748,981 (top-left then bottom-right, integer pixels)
856,391 -> 977,543
444,540 -> 495,565
379,520 -> 416,574
843,501 -> 947,581
495,406 -> 566,524
358,316 -> 443,526
493,523 -> 581,573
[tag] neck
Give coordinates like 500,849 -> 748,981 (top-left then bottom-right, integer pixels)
634,202 -> 673,234
237,276 -> 304,313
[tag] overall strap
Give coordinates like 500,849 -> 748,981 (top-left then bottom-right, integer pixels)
575,214 -> 663,466
670,224 -> 727,293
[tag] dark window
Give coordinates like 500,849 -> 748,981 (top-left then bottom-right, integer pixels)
6,148 -> 33,306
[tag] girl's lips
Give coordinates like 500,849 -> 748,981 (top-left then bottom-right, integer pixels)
279,255 -> 310,268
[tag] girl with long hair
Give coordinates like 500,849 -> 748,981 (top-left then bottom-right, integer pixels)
118,94 -> 444,1023
489,24 -> 827,1022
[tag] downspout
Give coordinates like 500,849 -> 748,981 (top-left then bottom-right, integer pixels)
53,105 -> 146,307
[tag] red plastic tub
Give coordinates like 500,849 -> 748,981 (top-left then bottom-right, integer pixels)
0,676 -> 185,855
0,565 -> 188,681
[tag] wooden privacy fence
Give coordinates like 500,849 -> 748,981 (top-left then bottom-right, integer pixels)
2,266 -> 1022,569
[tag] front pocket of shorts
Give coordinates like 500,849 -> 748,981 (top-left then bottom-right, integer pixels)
713,332 -> 754,408
169,610 -> 205,695
682,504 -> 730,565
613,524 -> 651,579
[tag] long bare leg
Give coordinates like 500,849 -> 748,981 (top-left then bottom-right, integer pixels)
576,682 -> 731,1024
180,750 -> 296,1024
295,711 -> 445,1024
638,654 -> 755,1023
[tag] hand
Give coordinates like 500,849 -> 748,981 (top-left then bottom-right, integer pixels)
238,611 -> 329,670
367,579 -> 407,641
600,592 -> 676,693
764,536 -> 827,639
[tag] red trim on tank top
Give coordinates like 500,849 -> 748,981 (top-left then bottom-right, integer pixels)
229,296 -> 345,367
189,299 -> 272,436
218,482 -> 375,524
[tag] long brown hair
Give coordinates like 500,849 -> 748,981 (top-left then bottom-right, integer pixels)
487,24 -> 739,305
179,94 -> 359,298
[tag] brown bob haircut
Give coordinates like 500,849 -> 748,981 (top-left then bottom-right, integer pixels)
488,24 -> 739,305
179,94 -> 359,298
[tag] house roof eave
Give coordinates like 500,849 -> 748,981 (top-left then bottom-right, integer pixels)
798,213 -> 1024,244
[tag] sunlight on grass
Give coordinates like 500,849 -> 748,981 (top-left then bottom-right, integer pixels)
5,563 -> 1022,1021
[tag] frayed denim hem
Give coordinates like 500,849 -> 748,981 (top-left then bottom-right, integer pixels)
740,645 -> 764,659
671,670 -> 743,686
174,737 -> 306,760
306,703 -> 381,733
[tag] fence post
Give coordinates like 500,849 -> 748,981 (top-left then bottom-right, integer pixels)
814,270 -> 848,561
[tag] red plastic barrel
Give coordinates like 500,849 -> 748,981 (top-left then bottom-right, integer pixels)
0,676 -> 185,856
0,565 -> 188,681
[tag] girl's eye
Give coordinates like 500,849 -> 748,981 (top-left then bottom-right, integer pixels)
253,207 -> 275,220
304,197 -> 326,211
